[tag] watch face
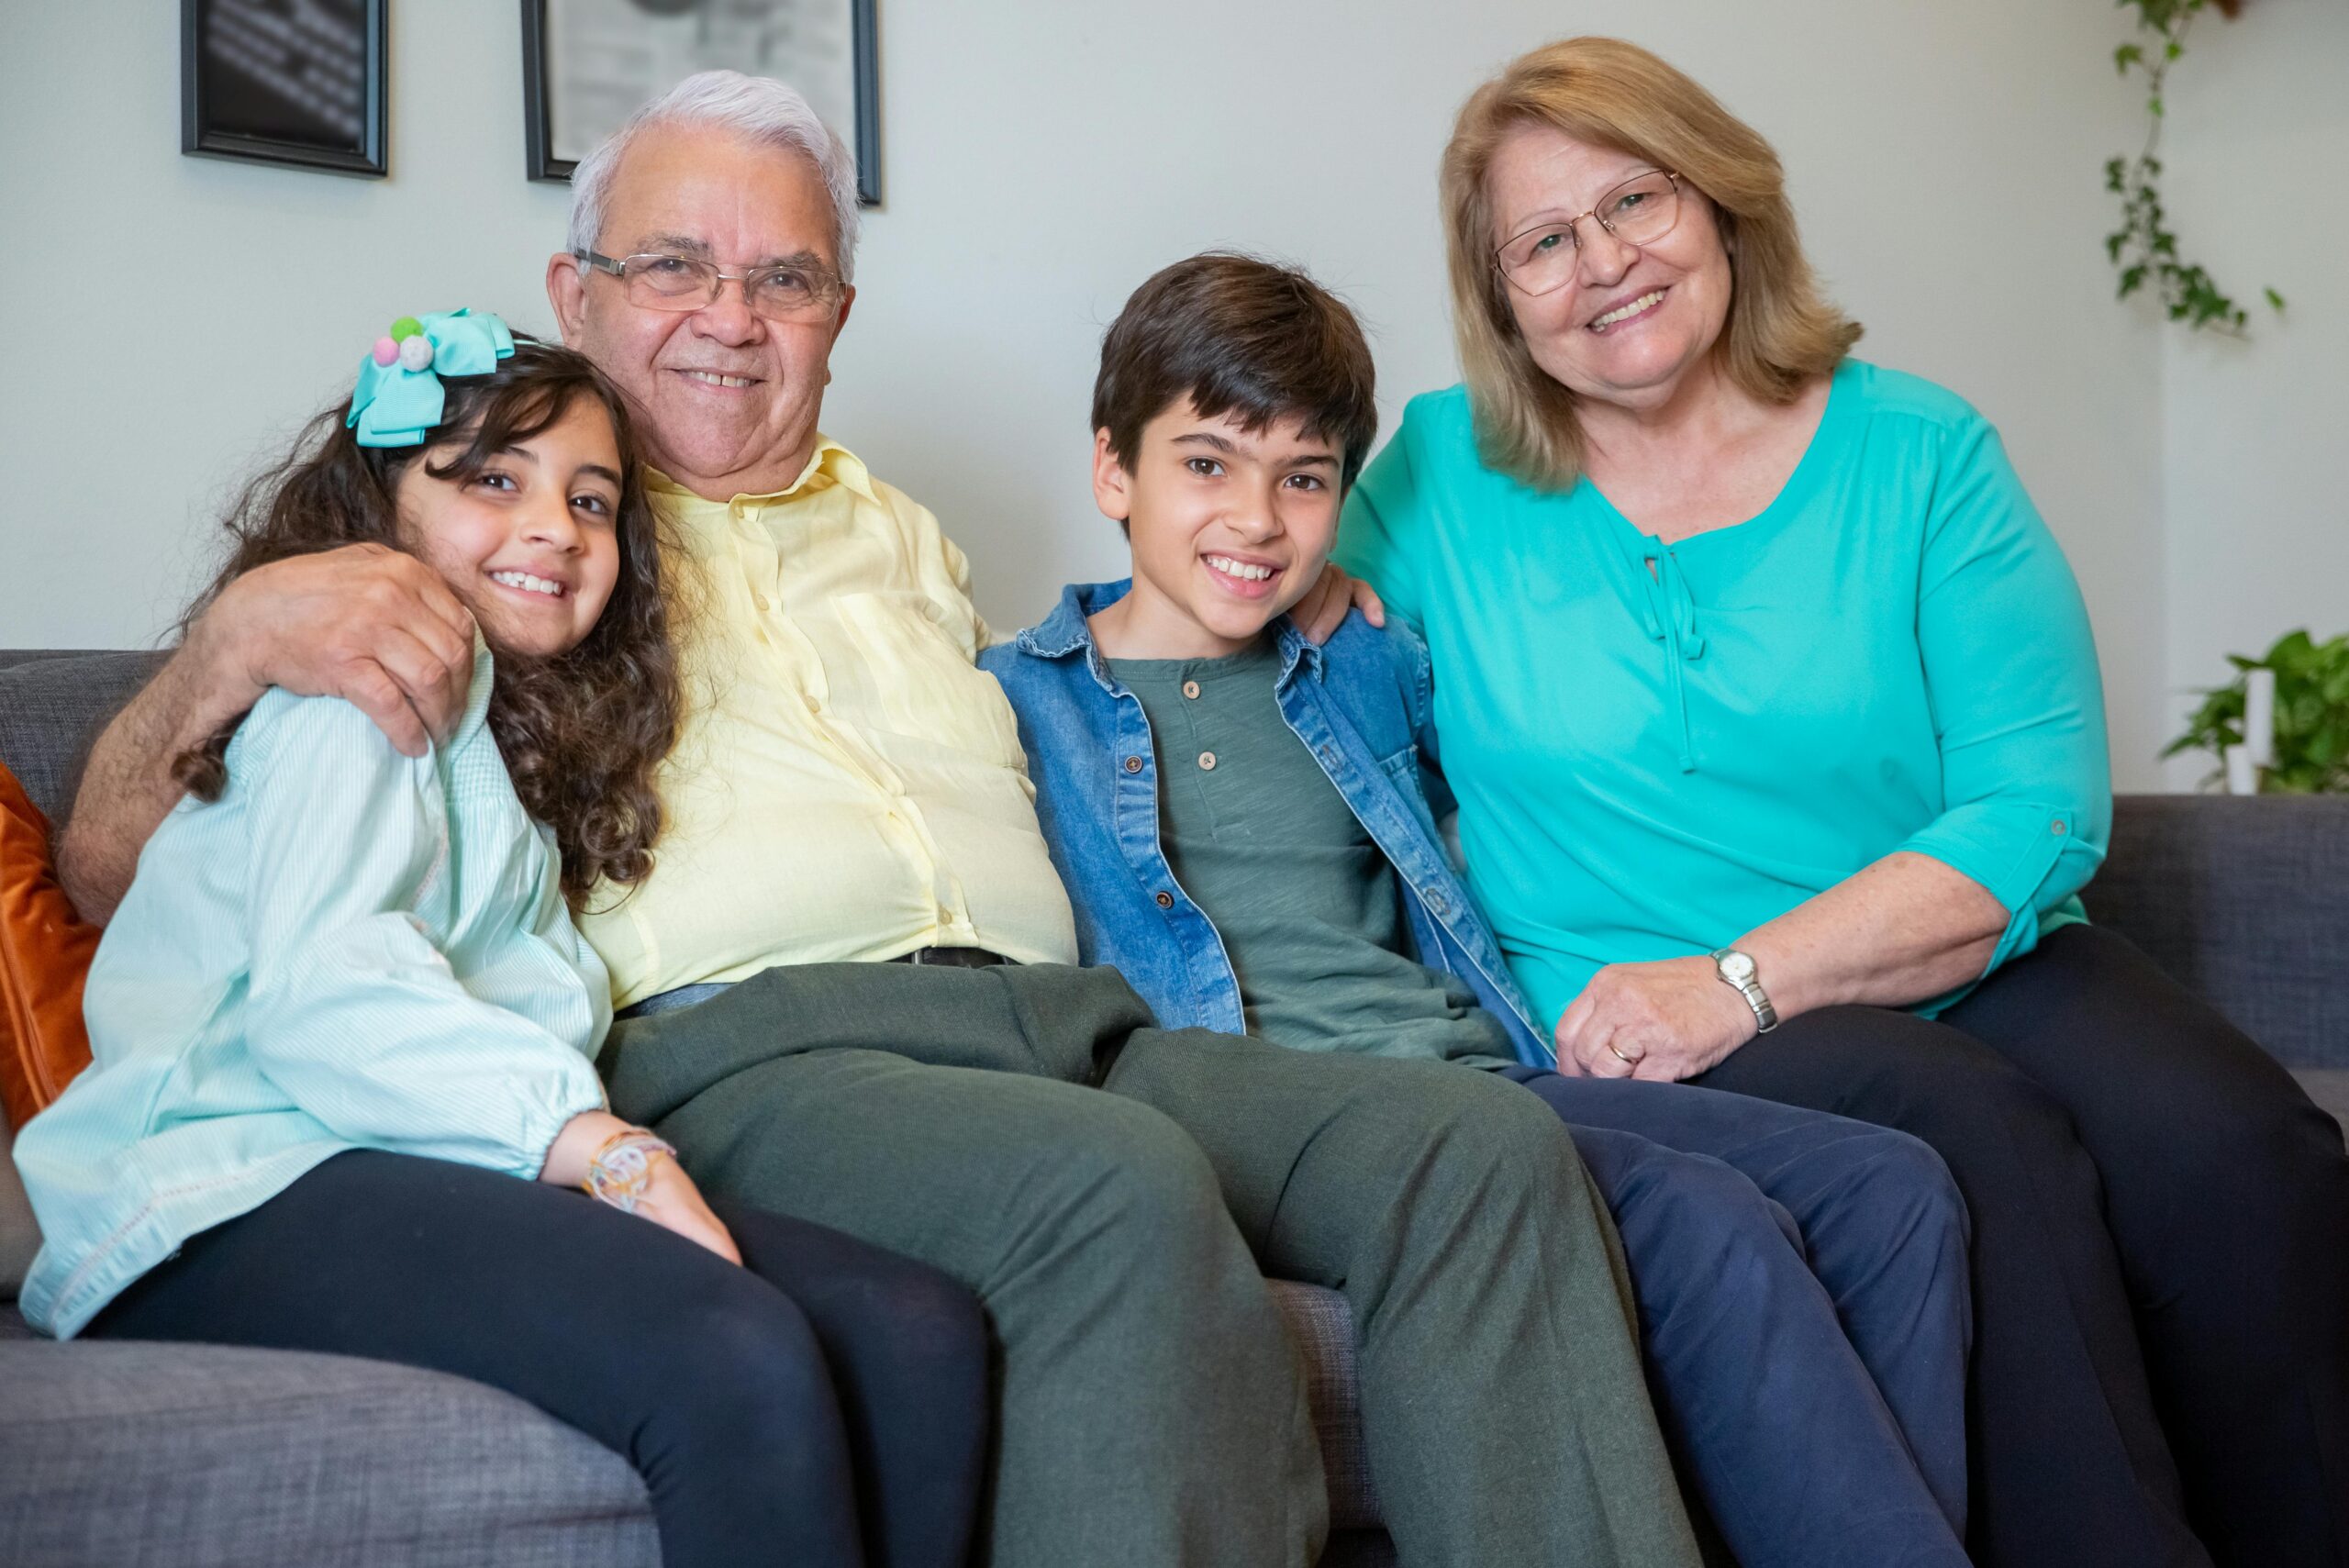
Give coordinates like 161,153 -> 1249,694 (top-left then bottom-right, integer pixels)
1720,951 -> 1756,984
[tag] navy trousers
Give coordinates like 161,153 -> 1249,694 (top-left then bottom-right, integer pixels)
90,1150 -> 991,1568
1501,1067 -> 1975,1568
1694,924 -> 2349,1568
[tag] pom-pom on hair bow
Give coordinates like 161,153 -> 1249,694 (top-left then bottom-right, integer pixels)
347,308 -> 518,448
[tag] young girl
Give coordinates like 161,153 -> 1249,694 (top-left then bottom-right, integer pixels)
12,311 -> 987,1568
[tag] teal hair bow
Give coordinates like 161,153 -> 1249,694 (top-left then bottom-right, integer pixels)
347,308 -> 518,449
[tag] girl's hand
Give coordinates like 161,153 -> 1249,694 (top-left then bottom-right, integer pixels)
629,1157 -> 743,1266
1554,956 -> 1758,1083
542,1111 -> 742,1265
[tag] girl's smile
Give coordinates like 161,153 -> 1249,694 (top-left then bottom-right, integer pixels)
396,398 -> 625,658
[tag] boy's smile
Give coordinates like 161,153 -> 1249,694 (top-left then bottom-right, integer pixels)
1085,401 -> 1344,661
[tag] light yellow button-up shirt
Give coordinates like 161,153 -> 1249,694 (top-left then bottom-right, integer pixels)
579,439 -> 1077,1007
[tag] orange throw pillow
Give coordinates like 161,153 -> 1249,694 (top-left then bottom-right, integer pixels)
0,765 -> 97,1129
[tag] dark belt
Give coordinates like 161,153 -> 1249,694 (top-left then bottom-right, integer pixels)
618,947 -> 1013,1022
891,945 -> 1013,969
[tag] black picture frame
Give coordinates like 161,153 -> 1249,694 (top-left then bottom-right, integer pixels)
181,0 -> 388,177
522,0 -> 882,206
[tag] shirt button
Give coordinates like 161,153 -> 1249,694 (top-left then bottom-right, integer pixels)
1123,756 -> 1144,774
1182,680 -> 1201,700
1198,751 -> 1218,772
804,694 -> 821,713
2051,818 -> 2067,836
752,591 -> 771,611
1154,891 -> 1174,909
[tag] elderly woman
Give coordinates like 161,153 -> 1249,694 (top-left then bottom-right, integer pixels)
1336,35 -> 2349,1568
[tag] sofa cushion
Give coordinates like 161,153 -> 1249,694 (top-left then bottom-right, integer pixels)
0,1126 -> 39,1298
1269,1280 -> 1380,1530
0,652 -> 168,827
0,766 -> 98,1130
0,1337 -> 657,1568
2086,795 -> 2349,1069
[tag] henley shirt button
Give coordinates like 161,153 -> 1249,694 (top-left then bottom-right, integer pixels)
1198,751 -> 1218,772
1123,755 -> 1144,774
1154,891 -> 1174,909
752,591 -> 772,611
2051,818 -> 2067,835
804,694 -> 821,713
1182,680 -> 1201,700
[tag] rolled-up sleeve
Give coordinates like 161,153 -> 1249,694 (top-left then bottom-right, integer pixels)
238,695 -> 607,1178
1896,418 -> 2111,973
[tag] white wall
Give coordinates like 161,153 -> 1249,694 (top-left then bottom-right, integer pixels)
9,0 -> 2318,791
2154,0 -> 2349,785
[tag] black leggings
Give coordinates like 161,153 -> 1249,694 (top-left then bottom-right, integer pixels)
1693,923 -> 2349,1568
88,1149 -> 990,1568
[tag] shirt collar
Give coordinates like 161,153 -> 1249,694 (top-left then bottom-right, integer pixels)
640,434 -> 878,510
1014,578 -> 1323,681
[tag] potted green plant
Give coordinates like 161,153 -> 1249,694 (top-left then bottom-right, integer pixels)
2166,629 -> 2349,793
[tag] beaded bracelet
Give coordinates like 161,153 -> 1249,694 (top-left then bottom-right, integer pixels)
581,1129 -> 676,1214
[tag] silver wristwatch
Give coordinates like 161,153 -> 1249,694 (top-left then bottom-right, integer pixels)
1709,949 -> 1778,1034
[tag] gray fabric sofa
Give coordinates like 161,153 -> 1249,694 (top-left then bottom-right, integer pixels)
3,648 -> 2343,1568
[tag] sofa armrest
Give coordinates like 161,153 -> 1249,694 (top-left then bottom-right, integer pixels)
2086,795 -> 2349,1070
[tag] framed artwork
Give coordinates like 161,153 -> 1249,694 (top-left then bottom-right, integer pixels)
181,0 -> 388,177
522,0 -> 881,205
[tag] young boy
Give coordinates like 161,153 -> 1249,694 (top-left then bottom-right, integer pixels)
982,253 -> 1976,1568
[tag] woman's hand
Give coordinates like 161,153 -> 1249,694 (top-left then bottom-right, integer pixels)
1554,956 -> 1758,1083
542,1111 -> 742,1264
1291,562 -> 1386,643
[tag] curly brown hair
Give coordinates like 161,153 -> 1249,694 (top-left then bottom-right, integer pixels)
173,338 -> 685,908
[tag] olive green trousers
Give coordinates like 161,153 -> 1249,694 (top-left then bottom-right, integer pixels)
602,960 -> 1697,1568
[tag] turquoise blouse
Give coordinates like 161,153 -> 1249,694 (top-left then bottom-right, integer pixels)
13,643 -> 610,1339
1336,360 -> 2110,1032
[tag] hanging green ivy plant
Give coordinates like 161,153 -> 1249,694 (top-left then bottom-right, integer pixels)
2104,0 -> 2284,336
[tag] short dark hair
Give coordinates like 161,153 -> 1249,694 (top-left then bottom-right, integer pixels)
1092,252 -> 1378,487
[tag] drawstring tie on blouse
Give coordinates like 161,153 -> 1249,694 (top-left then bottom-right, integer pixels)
1631,546 -> 1705,773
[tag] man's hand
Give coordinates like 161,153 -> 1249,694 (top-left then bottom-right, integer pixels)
197,543 -> 477,757
56,543 -> 480,923
1554,956 -> 1758,1083
1292,562 -> 1386,644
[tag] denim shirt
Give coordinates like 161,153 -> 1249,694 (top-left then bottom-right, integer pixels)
979,581 -> 1553,1068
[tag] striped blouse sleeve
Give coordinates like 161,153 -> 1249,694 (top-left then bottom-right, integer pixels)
235,691 -> 607,1179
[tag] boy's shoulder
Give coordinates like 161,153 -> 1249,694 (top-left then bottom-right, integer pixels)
974,638 -> 1017,678
979,581 -> 1119,684
1313,611 -> 1428,727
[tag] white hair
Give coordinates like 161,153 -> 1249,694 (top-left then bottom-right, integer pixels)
566,70 -> 862,284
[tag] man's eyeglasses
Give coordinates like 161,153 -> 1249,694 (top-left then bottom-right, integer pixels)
575,250 -> 846,323
1492,171 -> 1684,298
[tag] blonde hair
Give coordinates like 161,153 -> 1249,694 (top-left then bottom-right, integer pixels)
1441,37 -> 1861,490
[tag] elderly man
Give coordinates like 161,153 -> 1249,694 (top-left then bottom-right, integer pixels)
58,72 -> 1696,1568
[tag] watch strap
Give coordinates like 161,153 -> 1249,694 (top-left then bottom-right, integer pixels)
1709,949 -> 1779,1034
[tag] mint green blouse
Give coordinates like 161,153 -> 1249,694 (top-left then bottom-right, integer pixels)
13,644 -> 611,1339
1336,360 -> 2110,1032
